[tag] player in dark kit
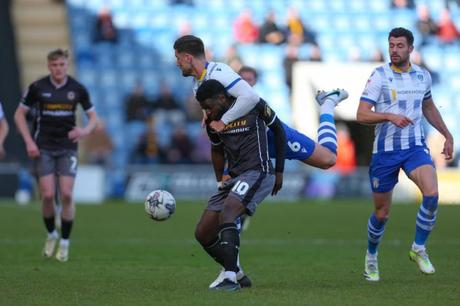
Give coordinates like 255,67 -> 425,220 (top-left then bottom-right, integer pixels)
194,79 -> 286,291
14,49 -> 98,262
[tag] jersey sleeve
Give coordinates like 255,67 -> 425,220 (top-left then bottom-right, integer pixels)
79,85 -> 94,111
257,98 -> 277,126
422,69 -> 432,101
209,63 -> 260,124
20,82 -> 38,108
360,69 -> 383,105
206,125 -> 222,146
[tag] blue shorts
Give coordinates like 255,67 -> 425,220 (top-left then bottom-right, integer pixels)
267,122 -> 315,161
369,146 -> 434,193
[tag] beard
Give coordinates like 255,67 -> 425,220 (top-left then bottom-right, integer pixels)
390,54 -> 409,67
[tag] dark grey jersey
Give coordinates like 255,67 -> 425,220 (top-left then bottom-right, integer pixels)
206,100 -> 277,177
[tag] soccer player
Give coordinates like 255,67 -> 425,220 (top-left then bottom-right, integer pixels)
357,27 -> 454,281
238,65 -> 349,169
14,49 -> 98,262
0,101 -> 9,159
194,79 -> 285,291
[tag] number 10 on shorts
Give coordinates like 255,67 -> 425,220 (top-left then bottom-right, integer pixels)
232,180 -> 249,196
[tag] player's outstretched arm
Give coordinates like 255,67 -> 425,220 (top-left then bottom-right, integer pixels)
422,98 -> 454,160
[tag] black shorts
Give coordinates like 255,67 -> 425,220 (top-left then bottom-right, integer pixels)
34,149 -> 78,178
206,170 -> 275,216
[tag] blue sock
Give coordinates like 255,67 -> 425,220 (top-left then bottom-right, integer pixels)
414,195 -> 438,246
367,213 -> 386,255
318,114 -> 337,155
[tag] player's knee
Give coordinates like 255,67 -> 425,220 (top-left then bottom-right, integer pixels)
41,191 -> 55,203
321,154 -> 337,169
60,191 -> 73,204
194,224 -> 207,246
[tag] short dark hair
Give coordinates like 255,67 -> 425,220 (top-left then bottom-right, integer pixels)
196,79 -> 226,103
173,35 -> 205,57
388,27 -> 414,46
239,66 -> 258,80
47,48 -> 69,61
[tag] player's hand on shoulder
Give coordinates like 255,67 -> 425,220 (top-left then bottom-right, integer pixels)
210,120 -> 226,132
271,172 -> 283,196
68,126 -> 88,142
388,113 -> 413,128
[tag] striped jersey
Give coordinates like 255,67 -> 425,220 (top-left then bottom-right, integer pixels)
192,61 -> 242,95
361,63 -> 432,153
192,61 -> 260,124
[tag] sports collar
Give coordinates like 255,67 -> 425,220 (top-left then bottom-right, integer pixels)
389,62 -> 412,73
198,62 -> 209,81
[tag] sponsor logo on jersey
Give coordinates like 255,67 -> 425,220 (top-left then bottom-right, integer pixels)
42,92 -> 52,98
67,91 -> 75,100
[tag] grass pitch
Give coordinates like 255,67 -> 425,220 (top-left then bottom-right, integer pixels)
0,199 -> 459,306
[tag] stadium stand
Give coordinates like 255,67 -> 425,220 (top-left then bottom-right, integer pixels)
64,0 -> 460,193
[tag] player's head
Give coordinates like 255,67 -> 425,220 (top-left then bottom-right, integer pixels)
47,49 -> 69,83
174,35 -> 205,77
196,79 -> 230,121
388,27 -> 414,67
239,66 -> 258,87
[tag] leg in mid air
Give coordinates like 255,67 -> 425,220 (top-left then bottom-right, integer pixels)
407,159 -> 438,274
308,89 -> 350,168
266,89 -> 349,169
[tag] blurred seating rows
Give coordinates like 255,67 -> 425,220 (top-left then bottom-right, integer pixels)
66,0 -> 460,174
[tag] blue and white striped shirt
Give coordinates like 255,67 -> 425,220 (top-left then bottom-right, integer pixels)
361,63 -> 432,153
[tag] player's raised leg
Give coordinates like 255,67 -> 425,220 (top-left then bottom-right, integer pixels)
408,164 -> 438,274
39,173 -> 59,258
302,89 -> 349,169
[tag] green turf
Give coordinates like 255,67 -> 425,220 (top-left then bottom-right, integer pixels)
0,199 -> 459,306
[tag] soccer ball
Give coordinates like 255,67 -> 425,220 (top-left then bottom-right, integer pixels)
144,190 -> 176,221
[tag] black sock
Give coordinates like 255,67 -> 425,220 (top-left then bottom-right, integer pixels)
204,237 -> 226,267
61,219 -> 73,239
43,216 -> 55,233
218,223 -> 240,273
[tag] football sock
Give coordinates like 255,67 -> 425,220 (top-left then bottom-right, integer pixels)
61,219 -> 74,240
414,195 -> 438,246
59,238 -> 69,248
44,216 -> 56,234
203,237 -> 226,267
218,223 -> 240,274
318,113 -> 337,155
367,213 -> 386,255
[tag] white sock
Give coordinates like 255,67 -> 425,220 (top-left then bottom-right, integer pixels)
320,99 -> 335,115
48,230 -> 58,239
366,250 -> 378,259
412,242 -> 425,252
224,271 -> 236,283
60,239 -> 70,247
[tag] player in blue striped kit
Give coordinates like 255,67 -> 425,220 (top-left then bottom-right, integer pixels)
357,27 -> 454,281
